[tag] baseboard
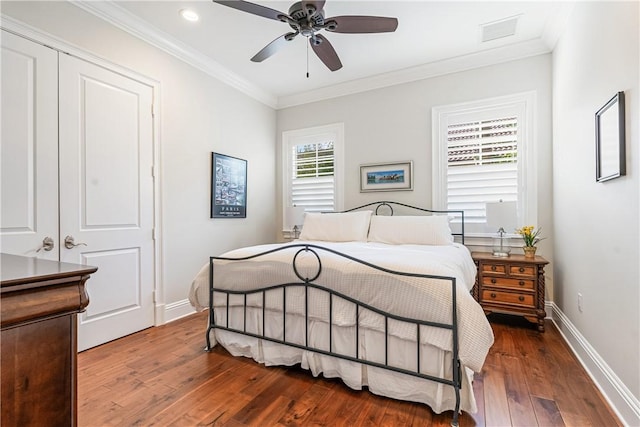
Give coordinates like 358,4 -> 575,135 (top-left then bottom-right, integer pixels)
164,299 -> 197,323
548,301 -> 640,426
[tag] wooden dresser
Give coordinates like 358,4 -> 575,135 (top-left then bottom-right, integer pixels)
1,253 -> 97,427
472,252 -> 548,332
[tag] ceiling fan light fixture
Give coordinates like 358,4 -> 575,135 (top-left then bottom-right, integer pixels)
324,20 -> 337,31
179,9 -> 200,22
212,0 -> 397,72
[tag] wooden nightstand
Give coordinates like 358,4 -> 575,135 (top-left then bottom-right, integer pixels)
472,252 -> 549,332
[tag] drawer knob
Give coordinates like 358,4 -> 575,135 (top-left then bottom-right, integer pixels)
519,296 -> 525,302
491,278 -> 496,284
490,293 -> 496,298
519,267 -> 525,273
491,266 -> 497,271
519,281 -> 525,286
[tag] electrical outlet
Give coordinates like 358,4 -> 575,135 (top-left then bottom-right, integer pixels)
578,293 -> 583,313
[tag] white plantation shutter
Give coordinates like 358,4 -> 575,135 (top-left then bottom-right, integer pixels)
432,93 -> 536,238
283,124 -> 344,232
291,142 -> 335,212
447,116 -> 518,224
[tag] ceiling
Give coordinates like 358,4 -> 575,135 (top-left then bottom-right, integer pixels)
76,1 -> 574,108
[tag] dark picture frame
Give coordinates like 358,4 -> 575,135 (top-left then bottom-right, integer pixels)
211,152 -> 247,218
360,161 -> 413,192
596,91 -> 625,182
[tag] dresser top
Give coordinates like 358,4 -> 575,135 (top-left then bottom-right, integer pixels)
471,251 -> 549,265
1,253 -> 97,287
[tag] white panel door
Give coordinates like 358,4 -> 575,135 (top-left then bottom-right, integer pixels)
59,54 -> 155,351
0,31 -> 59,260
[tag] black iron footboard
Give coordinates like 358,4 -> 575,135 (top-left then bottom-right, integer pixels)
206,243 -> 463,426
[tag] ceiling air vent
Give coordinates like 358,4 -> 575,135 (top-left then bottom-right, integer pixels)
481,16 -> 520,42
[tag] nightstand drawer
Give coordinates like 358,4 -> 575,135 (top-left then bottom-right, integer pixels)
481,290 -> 534,307
509,265 -> 536,276
481,264 -> 506,274
481,276 -> 535,290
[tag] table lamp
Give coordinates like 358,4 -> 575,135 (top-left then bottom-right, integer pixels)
486,201 -> 516,257
286,206 -> 305,239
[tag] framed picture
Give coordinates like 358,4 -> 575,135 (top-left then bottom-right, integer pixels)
211,152 -> 247,218
360,161 -> 413,192
596,91 -> 625,182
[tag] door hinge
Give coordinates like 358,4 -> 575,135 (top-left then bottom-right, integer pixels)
151,165 -> 155,178
152,290 -> 157,303
152,228 -> 156,240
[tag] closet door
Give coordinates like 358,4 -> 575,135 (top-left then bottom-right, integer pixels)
0,31 -> 59,260
59,55 -> 155,351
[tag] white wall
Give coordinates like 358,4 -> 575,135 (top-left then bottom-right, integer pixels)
552,1 -> 639,423
1,2 -> 277,311
277,54 -> 554,292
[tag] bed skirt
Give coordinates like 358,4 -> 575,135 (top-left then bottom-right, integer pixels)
208,307 -> 477,415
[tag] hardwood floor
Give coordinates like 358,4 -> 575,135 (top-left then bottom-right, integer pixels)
78,312 -> 621,426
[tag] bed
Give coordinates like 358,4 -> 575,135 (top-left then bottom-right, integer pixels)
189,201 -> 494,426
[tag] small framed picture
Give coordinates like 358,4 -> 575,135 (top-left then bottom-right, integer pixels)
595,91 -> 625,182
360,161 -> 413,192
211,152 -> 247,218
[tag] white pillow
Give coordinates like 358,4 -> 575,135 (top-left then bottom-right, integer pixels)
299,211 -> 372,242
367,215 -> 454,245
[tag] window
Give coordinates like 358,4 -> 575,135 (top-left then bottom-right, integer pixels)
432,92 -> 536,238
283,123 -> 344,230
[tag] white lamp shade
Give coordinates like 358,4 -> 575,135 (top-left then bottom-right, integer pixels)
286,206 -> 305,229
486,201 -> 517,232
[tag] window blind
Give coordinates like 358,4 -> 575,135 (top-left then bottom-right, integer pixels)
447,116 -> 518,223
291,141 -> 335,212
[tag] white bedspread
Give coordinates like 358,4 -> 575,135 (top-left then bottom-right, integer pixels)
189,241 -> 493,373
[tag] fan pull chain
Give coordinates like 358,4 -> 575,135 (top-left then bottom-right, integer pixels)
306,41 -> 309,78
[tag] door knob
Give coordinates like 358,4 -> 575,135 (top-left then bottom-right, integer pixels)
36,236 -> 55,252
64,235 -> 87,249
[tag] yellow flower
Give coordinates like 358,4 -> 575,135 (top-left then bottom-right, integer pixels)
516,225 -> 543,247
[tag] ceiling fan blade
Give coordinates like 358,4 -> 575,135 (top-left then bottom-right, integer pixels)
212,0 -> 289,22
301,1 -> 326,16
310,34 -> 342,71
325,16 -> 398,33
251,33 -> 297,62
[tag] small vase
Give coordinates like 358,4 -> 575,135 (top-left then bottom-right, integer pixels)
523,246 -> 537,258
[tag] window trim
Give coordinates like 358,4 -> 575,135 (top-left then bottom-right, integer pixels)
432,92 -> 537,243
282,123 -> 344,233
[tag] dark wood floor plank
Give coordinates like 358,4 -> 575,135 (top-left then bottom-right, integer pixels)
352,393 -> 390,427
77,312 -> 622,427
380,398 -> 415,426
502,354 -> 537,426
531,396 -> 565,427
513,327 -> 555,400
303,382 -> 350,425
470,371 -> 486,427
232,368 -> 292,424
165,363 -> 263,426
275,382 -> 332,425
482,358 -> 512,426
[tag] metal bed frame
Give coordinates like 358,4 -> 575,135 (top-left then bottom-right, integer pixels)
205,202 -> 466,426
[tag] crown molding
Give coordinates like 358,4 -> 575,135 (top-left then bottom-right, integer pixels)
69,1 -> 572,110
541,2 -> 576,51
70,0 -> 278,108
277,38 -> 552,109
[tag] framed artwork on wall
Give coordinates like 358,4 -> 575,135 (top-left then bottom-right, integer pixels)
595,91 -> 625,182
211,152 -> 247,218
360,161 -> 413,192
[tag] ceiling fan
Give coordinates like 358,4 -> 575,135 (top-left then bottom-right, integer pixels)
212,0 -> 398,72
